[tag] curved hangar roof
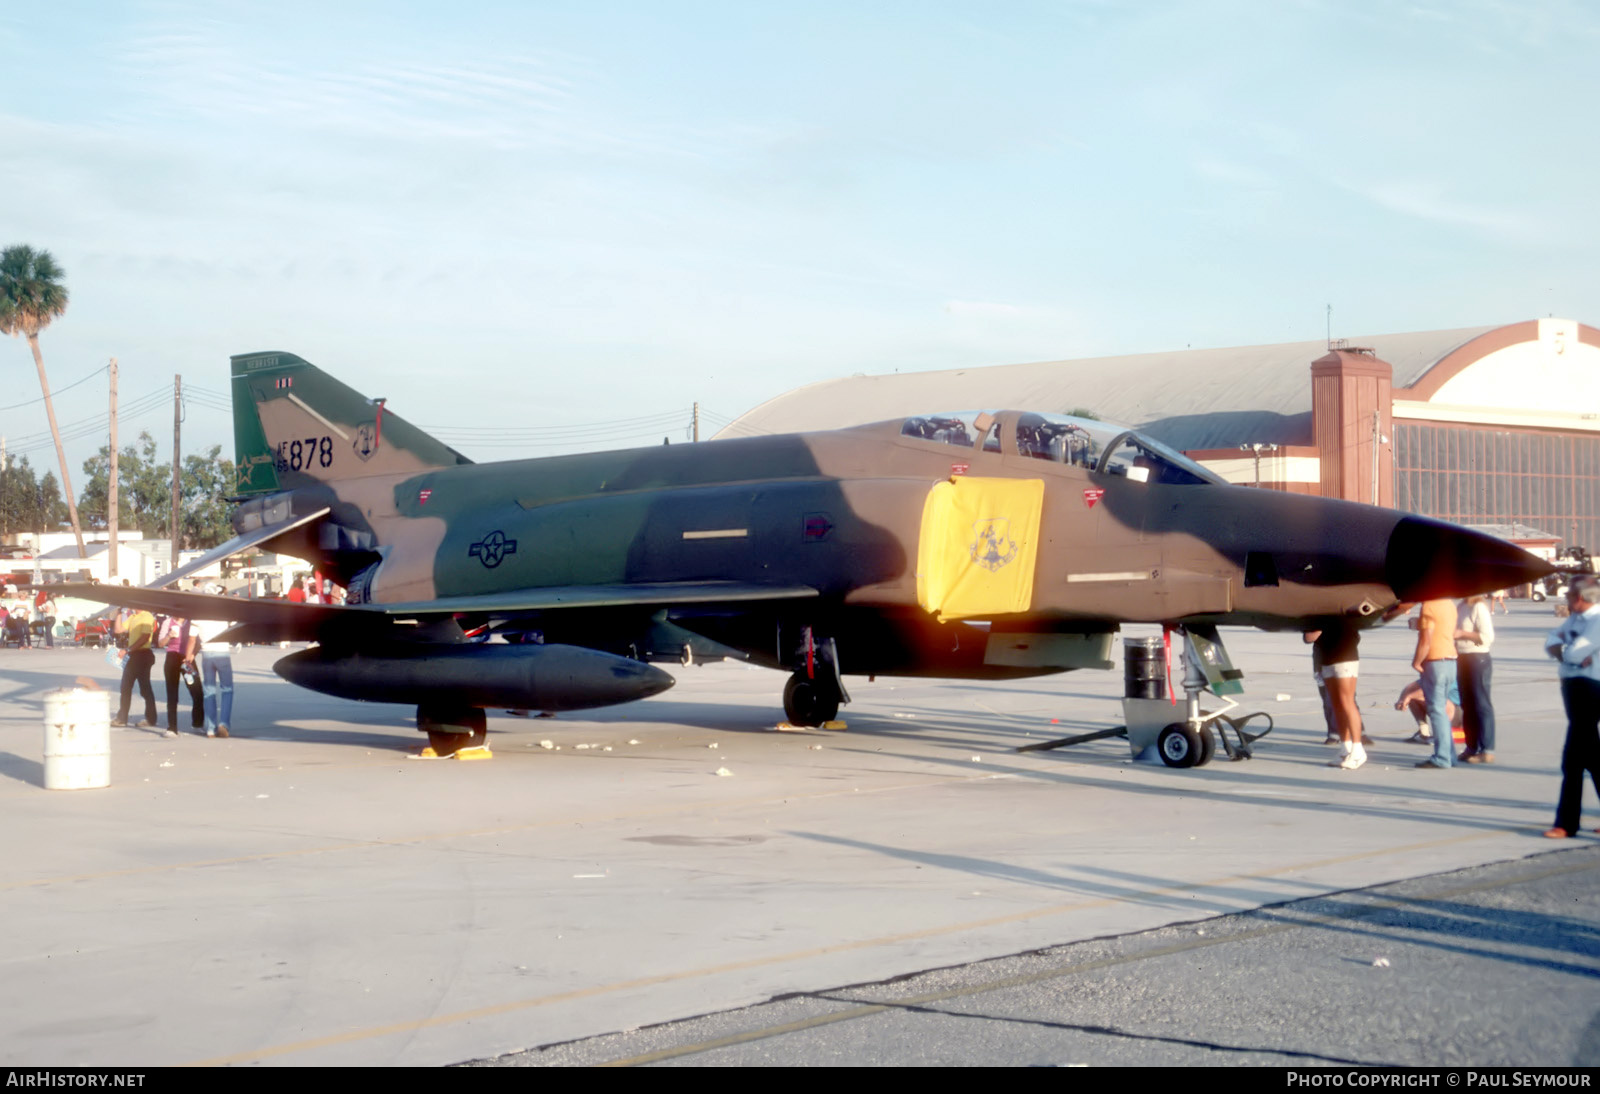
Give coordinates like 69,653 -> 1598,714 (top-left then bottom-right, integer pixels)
716,323 -> 1522,452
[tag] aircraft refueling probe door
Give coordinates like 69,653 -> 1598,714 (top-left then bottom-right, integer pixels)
916,477 -> 1044,621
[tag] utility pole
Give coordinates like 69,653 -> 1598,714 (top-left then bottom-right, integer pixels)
108,358 -> 118,579
1371,410 -> 1386,507
1240,442 -> 1279,488
171,375 -> 181,571
693,402 -> 700,443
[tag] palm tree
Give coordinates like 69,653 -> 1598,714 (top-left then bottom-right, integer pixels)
0,245 -> 86,555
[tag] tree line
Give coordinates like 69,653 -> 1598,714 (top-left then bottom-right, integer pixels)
0,434 -> 236,549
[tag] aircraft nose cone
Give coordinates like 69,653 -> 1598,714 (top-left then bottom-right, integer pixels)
1384,516 -> 1556,601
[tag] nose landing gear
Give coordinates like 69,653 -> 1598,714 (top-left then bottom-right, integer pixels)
1017,624 -> 1274,768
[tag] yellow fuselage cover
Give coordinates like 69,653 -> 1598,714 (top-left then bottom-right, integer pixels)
916,476 -> 1044,621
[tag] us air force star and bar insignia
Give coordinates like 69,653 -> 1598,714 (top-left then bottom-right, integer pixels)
469,530 -> 518,568
969,518 -> 1018,571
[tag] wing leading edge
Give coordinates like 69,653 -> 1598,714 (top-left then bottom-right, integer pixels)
58,580 -> 819,643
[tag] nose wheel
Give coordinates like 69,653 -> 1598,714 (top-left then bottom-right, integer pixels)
1157,722 -> 1217,768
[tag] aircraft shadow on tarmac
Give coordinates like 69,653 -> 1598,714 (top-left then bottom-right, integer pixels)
828,739 -> 1561,842
535,697 -> 1104,743
536,698 -> 804,733
1298,887 -> 1600,983
787,846 -> 1600,1068
785,831 -> 1600,988
787,828 -> 1303,916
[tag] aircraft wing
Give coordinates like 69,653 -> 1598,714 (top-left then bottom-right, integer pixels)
144,507 -> 332,589
57,580 -> 819,643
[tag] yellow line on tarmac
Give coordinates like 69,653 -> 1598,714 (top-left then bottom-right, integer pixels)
184,828 -> 1516,1066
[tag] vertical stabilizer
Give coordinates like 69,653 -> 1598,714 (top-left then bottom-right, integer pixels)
230,351 -> 472,495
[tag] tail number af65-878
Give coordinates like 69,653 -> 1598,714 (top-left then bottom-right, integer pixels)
276,436 -> 334,472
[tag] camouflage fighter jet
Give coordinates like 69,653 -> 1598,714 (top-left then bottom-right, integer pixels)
63,352 -> 1554,755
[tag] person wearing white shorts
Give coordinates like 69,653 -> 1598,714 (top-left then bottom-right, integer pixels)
1312,621 -> 1365,769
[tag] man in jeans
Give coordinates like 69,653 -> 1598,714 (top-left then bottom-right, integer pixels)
193,606 -> 235,739
1413,598 -> 1460,769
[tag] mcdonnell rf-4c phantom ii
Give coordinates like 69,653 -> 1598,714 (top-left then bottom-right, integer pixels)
66,352 -> 1554,756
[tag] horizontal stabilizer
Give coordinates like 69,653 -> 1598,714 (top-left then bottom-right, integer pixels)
146,507 -> 331,590
58,583 -> 350,629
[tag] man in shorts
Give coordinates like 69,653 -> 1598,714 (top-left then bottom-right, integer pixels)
1310,619 -> 1365,769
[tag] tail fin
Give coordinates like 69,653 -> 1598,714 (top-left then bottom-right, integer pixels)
230,351 -> 472,495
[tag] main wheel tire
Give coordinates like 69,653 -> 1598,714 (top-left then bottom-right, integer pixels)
419,707 -> 488,755
1197,724 -> 1217,767
427,728 -> 487,755
1158,723 -> 1203,768
783,673 -> 840,727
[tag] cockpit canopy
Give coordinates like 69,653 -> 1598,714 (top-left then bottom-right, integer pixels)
898,410 -> 1224,486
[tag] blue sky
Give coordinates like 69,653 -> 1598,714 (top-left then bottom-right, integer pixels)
2,0 -> 1596,478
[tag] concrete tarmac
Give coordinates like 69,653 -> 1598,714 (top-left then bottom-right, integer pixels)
494,847 -> 1600,1067
0,603 -> 1594,1067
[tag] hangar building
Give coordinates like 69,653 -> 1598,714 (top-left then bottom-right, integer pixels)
718,318 -> 1600,553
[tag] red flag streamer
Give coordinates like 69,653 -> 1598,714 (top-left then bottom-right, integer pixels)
1162,626 -> 1176,705
804,626 -> 815,680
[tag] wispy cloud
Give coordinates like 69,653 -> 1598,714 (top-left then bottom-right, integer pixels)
119,29 -> 573,141
1192,156 -> 1279,192
1345,179 -> 1544,243
943,300 -> 1025,318
110,22 -> 724,164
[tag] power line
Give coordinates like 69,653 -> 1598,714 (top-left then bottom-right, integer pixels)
2,384 -> 174,459
0,362 -> 110,413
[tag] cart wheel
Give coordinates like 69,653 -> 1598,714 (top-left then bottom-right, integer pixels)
1157,723 -> 1203,768
1197,724 -> 1216,767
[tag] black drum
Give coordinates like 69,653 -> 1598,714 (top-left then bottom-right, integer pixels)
1123,636 -> 1166,700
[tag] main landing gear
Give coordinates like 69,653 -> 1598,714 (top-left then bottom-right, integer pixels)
783,673 -> 841,726
781,626 -> 850,728
418,706 -> 488,756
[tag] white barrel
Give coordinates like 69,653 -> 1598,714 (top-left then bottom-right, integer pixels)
43,688 -> 112,790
